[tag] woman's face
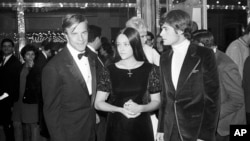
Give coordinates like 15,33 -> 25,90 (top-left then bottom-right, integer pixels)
116,34 -> 133,60
24,50 -> 35,63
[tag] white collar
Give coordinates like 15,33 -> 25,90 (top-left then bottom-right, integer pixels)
172,39 -> 190,53
87,45 -> 98,54
42,51 -> 48,59
67,43 -> 86,59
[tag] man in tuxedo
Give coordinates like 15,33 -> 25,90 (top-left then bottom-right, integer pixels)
42,14 -> 102,141
87,25 -> 104,67
0,38 -> 21,141
156,10 -> 220,141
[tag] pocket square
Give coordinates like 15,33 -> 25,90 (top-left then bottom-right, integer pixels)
191,69 -> 199,73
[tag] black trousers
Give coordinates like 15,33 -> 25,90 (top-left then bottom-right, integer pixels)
216,133 -> 229,141
1,122 -> 14,141
246,112 -> 250,125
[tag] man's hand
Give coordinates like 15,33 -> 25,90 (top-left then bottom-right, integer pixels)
96,113 -> 100,124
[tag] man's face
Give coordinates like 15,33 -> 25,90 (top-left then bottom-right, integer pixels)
156,37 -> 163,52
146,35 -> 154,47
160,23 -> 181,46
64,21 -> 88,52
138,28 -> 147,46
2,41 -> 14,56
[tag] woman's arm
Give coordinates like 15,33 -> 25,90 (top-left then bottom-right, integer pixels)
95,90 -> 137,118
95,91 -> 120,113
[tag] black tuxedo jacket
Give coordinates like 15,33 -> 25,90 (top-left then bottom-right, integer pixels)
42,47 -> 102,141
0,55 -> 21,124
158,44 -> 220,141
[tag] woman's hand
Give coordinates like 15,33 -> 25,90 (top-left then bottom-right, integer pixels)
26,60 -> 34,68
123,99 -> 143,115
119,107 -> 141,119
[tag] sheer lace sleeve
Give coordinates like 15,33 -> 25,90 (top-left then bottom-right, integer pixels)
148,65 -> 161,94
97,67 -> 111,93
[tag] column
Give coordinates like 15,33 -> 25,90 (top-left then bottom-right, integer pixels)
17,0 -> 26,51
137,0 -> 156,35
248,0 -> 250,24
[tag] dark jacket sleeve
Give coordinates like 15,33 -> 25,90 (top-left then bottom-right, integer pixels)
157,58 -> 167,132
42,63 -> 66,141
198,49 -> 220,140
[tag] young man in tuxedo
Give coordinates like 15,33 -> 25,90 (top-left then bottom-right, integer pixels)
0,38 -> 21,141
42,14 -> 102,141
156,10 -> 220,141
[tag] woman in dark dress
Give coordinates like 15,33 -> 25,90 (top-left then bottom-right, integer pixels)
95,27 -> 161,141
12,44 -> 40,141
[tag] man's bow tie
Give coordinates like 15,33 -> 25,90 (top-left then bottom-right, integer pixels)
78,51 -> 88,59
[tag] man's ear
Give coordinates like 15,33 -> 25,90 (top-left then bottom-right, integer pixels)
63,33 -> 69,42
177,30 -> 184,35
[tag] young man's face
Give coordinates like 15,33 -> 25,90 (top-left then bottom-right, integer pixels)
160,23 -> 182,46
2,41 -> 14,56
64,21 -> 88,52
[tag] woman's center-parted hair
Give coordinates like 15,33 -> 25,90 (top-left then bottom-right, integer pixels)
115,27 -> 148,62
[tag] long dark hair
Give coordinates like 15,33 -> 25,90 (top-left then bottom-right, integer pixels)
115,27 -> 148,62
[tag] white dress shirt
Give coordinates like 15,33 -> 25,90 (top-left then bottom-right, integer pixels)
1,54 -> 13,66
67,44 -> 92,95
171,39 -> 190,90
42,51 -> 48,59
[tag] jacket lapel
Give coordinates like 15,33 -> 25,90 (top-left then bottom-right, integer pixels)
176,44 -> 200,92
161,48 -> 175,92
63,48 -> 90,95
86,47 -> 97,106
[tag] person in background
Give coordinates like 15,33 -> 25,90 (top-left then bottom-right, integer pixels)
12,44 -> 41,141
155,35 -> 164,54
87,25 -> 102,54
193,30 -> 246,141
42,13 -> 103,141
157,10 -> 220,141
99,42 -> 115,67
146,31 -> 155,48
35,40 -> 53,140
243,56 -> 250,125
95,27 -> 161,141
226,23 -> 250,78
0,38 -> 21,141
87,25 -> 104,67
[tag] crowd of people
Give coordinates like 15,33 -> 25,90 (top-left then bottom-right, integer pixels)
0,9 -> 249,141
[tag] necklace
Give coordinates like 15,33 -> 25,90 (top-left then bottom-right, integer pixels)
119,60 -> 140,77
127,69 -> 133,77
